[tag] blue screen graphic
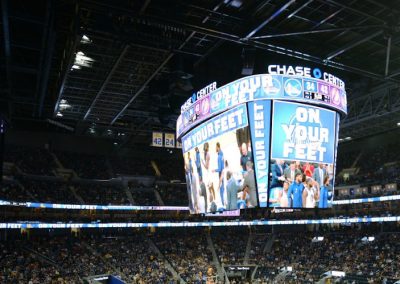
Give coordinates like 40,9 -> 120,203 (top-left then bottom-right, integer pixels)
271,101 -> 336,164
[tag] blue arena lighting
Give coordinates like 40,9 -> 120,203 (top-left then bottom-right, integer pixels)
1,215 -> 400,230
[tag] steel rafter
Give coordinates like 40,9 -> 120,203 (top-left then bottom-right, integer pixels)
83,45 -> 129,120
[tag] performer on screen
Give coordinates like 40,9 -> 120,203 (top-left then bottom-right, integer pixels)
313,163 -> 328,188
199,178 -> 208,213
287,173 -> 305,208
240,142 -> 252,172
284,161 -> 302,184
243,161 -> 257,208
319,176 -> 331,208
202,142 -> 212,203
184,152 -> 194,211
226,170 -> 241,210
195,147 -> 203,181
302,162 -> 314,178
212,142 -> 225,207
278,181 -> 290,207
304,178 -> 318,208
271,159 -> 285,188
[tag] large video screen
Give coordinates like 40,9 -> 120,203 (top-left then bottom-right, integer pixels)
267,101 -> 337,209
182,104 -> 257,214
181,100 -> 340,213
177,71 -> 346,213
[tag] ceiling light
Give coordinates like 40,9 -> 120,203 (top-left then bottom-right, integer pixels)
59,101 -> 71,111
80,35 -> 91,44
74,51 -> 95,68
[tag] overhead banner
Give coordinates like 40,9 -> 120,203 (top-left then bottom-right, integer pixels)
271,101 -> 336,164
164,133 -> 175,148
181,104 -> 248,153
248,101 -> 271,207
152,132 -> 163,147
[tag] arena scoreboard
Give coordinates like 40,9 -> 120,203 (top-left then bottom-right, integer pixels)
177,65 -> 347,214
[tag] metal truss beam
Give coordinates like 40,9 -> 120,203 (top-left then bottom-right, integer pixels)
245,0 -> 296,39
385,36 -> 392,77
287,0 -> 314,19
37,0 -> 56,117
326,30 -> 384,60
110,53 -> 173,125
251,25 -> 384,40
142,15 -> 399,83
317,0 -> 387,24
341,84 -> 400,132
53,2 -> 80,116
83,45 -> 129,120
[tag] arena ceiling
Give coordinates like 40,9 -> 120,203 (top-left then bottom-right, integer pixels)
1,0 -> 400,145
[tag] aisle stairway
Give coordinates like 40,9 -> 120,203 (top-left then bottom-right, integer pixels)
148,238 -> 186,283
206,231 -> 227,283
244,233 -> 254,265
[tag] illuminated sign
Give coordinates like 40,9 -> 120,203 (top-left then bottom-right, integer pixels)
176,74 -> 347,139
181,81 -> 217,113
267,64 -> 345,90
2,216 -> 400,229
271,101 -> 336,164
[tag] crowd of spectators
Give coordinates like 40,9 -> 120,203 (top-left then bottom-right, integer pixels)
212,227 -> 248,265
253,230 -> 400,283
19,179 -> 79,204
4,146 -> 57,176
0,234 -> 177,283
131,188 -> 158,206
55,152 -> 111,180
157,184 -> 188,206
1,227 -> 399,283
0,240 -> 77,283
0,182 -> 30,202
153,229 -> 216,283
335,143 -> 400,187
74,184 -> 130,205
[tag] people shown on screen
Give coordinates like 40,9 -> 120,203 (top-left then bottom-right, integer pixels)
185,152 -> 194,211
313,163 -> 328,188
212,142 -> 225,207
319,176 -> 332,208
288,173 -> 305,208
199,178 -> 208,213
284,161 -> 302,183
242,161 -> 257,208
202,143 -> 210,180
304,178 -> 318,208
195,147 -> 202,181
226,170 -> 241,211
271,159 -> 285,188
240,142 -> 252,172
303,162 -> 314,177
279,181 -> 290,207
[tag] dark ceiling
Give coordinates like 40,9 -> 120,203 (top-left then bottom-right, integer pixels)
1,0 -> 400,146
